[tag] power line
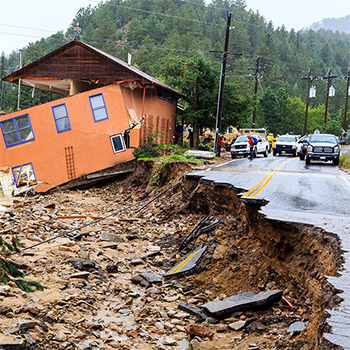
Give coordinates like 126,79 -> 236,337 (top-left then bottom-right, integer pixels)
0,23 -> 56,34
0,31 -> 43,39
1,29 -> 348,77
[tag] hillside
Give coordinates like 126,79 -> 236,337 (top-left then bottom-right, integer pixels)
310,15 -> 350,34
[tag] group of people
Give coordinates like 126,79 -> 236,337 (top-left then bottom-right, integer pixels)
176,124 -> 261,159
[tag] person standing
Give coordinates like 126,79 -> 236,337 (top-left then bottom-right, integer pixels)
247,134 -> 255,159
217,135 -> 224,157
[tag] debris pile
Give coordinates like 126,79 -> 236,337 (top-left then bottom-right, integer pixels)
0,159 -> 342,349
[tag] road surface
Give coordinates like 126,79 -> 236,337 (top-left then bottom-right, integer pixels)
187,152 -> 350,349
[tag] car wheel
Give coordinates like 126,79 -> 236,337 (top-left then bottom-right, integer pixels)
306,156 -> 311,165
263,148 -> 268,157
231,153 -> 236,159
273,150 -> 277,156
299,153 -> 305,160
333,157 -> 339,166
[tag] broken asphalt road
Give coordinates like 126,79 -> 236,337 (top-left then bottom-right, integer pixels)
187,155 -> 350,349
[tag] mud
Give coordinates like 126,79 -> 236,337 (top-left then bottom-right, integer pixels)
0,157 -> 344,349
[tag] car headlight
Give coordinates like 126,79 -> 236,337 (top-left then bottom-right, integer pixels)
292,145 -> 297,149
307,146 -> 313,151
334,146 -> 340,153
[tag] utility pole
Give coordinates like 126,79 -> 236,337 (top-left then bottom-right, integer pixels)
17,49 -> 23,111
323,69 -> 337,124
344,68 -> 350,131
214,12 -> 231,154
302,69 -> 313,135
252,56 -> 260,128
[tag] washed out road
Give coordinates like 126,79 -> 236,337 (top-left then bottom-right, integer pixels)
187,152 -> 350,349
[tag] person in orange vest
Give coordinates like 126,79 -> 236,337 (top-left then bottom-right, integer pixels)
217,135 -> 224,157
247,134 -> 256,159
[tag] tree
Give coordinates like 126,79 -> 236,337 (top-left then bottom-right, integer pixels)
285,97 -> 306,135
320,118 -> 343,136
258,87 -> 279,134
161,54 -> 217,148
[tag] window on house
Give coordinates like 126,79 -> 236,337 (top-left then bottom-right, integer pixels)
110,134 -> 125,153
157,89 -> 166,101
0,114 -> 34,147
89,93 -> 109,122
12,163 -> 37,188
52,104 -> 71,133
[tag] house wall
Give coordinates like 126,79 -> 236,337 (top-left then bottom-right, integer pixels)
0,84 -> 176,193
121,87 -> 177,145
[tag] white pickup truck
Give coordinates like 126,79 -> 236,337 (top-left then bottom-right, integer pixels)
230,134 -> 269,159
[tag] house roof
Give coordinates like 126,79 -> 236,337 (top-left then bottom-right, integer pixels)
2,40 -> 183,97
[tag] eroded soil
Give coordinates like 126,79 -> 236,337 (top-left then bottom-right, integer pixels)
0,157 -> 344,350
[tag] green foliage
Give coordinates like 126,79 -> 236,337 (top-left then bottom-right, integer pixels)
133,143 -> 160,159
320,119 -> 343,136
0,234 -> 45,292
340,153 -> 350,169
161,54 -> 217,129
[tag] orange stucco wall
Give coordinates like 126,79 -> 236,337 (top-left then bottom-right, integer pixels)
121,86 -> 177,145
0,84 -> 177,193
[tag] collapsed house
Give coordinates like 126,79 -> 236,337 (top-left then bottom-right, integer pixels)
0,40 -> 183,195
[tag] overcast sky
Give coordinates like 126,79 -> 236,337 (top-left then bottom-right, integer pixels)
244,0 -> 350,30
1,0 -> 349,55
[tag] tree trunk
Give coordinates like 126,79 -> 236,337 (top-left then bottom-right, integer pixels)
193,123 -> 199,149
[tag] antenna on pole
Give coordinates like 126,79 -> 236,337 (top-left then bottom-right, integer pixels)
323,69 -> 337,124
17,49 -> 23,111
301,68 -> 316,135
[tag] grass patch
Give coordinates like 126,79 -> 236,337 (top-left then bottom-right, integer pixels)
340,153 -> 350,169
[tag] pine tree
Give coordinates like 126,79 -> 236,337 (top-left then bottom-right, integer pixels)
0,234 -> 45,293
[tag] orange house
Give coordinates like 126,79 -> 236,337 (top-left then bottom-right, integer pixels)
0,40 -> 183,194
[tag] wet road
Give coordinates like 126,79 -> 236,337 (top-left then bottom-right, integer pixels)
187,153 -> 350,348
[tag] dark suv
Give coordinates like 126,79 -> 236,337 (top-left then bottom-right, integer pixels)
305,134 -> 340,165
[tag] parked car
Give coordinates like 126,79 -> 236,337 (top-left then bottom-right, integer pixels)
273,135 -> 299,156
297,135 -> 311,160
230,134 -> 269,159
304,134 -> 340,165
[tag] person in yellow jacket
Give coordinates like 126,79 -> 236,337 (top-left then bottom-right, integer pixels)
267,133 -> 274,151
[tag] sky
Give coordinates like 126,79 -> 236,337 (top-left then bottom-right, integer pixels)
0,0 -> 98,55
244,0 -> 350,30
0,0 -> 349,55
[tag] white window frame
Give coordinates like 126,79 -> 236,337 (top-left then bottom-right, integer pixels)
110,134 -> 125,154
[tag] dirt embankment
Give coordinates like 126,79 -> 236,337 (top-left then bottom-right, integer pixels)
166,177 -> 343,349
0,158 -> 344,350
